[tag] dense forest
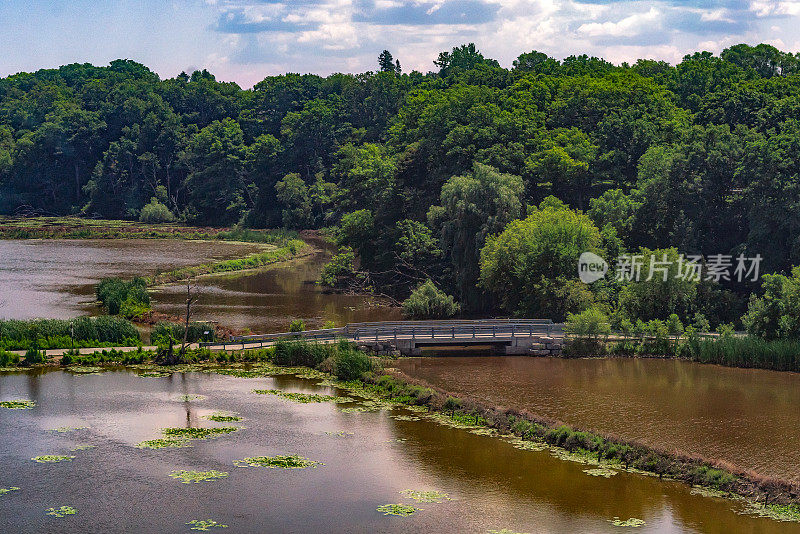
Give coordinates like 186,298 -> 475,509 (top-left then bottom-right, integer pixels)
3,43 -> 800,330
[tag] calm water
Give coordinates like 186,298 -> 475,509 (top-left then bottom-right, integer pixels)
0,239 -> 264,320
1,368 -> 796,534
151,248 -> 401,333
0,239 -> 400,331
397,356 -> 800,480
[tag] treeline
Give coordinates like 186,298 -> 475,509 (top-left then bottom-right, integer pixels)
4,44 -> 800,327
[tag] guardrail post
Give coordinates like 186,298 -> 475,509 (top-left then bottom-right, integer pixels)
472,326 -> 476,339
452,326 -> 454,339
492,326 -> 496,338
375,329 -> 378,342
512,325 -> 515,337
394,328 -> 397,342
412,328 -> 415,340
431,327 -> 435,339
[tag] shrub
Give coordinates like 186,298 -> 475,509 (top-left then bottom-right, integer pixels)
151,322 -> 215,345
402,280 -> 460,319
319,247 -> 359,288
0,349 -> 19,367
273,340 -> 334,367
333,347 -> 373,380
289,319 -> 305,332
96,278 -> 150,316
23,347 -> 45,365
139,198 -> 175,223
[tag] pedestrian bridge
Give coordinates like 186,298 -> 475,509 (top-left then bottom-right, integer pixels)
201,319 -> 565,356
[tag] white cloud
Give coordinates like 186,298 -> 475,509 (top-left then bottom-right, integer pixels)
577,7 -> 661,38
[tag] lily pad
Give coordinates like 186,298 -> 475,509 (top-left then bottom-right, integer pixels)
234,455 -> 322,469
400,490 -> 450,503
137,438 -> 193,449
169,470 -> 229,484
252,389 -> 352,403
376,503 -> 420,516
584,468 -> 618,478
45,506 -> 77,518
609,517 -> 645,527
0,487 -> 20,496
32,455 -> 75,463
187,519 -> 228,531
202,412 -> 242,422
0,400 -> 35,409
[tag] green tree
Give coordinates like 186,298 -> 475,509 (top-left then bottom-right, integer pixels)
479,199 -> 601,319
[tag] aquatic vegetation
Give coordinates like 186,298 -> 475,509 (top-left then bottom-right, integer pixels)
0,399 -> 35,409
169,470 -> 229,484
49,425 -> 88,433
324,431 -> 354,437
45,506 -> 77,517
68,366 -> 104,374
71,445 -> 95,451
136,438 -> 192,449
234,455 -> 322,469
203,412 -> 242,422
340,405 -> 379,413
0,487 -> 20,496
584,468 -> 618,478
506,438 -> 545,451
214,367 -> 293,378
376,504 -> 420,516
139,371 -> 172,377
392,415 -> 421,421
739,502 -> 800,522
32,455 -> 75,463
609,517 -> 645,527
400,490 -> 450,503
177,394 -> 206,402
252,389 -> 352,403
488,530 -> 530,534
162,427 -> 239,439
187,519 -> 229,531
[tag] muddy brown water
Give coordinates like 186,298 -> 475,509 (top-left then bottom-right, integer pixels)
1,368 -> 798,533
397,356 -> 800,481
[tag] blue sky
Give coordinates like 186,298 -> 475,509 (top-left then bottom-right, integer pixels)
1,0 -> 799,87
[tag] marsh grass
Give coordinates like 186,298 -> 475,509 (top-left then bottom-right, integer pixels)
400,490 -> 450,503
234,455 -> 322,469
0,400 -> 35,409
169,470 -> 229,484
45,506 -> 77,518
376,504 -> 420,516
32,455 -> 75,463
187,519 -> 229,531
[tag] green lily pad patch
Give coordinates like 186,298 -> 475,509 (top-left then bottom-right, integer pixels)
202,412 -> 242,422
0,400 -> 35,409
234,454 -> 322,469
400,490 -> 450,503
252,389 -> 353,403
377,504 -> 420,516
45,506 -> 77,517
169,470 -> 229,484
32,455 -> 75,463
0,487 -> 20,496
49,425 -> 88,433
609,517 -> 645,527
187,519 -> 228,531
584,468 -> 618,478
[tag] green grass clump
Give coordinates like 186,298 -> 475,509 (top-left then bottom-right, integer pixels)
203,412 -> 242,422
0,487 -> 20,496
400,490 -> 450,503
234,455 -> 322,469
32,455 -> 75,463
376,504 -> 420,516
169,470 -> 229,484
136,438 -> 192,449
187,519 -> 228,531
0,399 -> 35,409
252,389 -> 352,404
609,517 -> 645,527
45,506 -> 77,518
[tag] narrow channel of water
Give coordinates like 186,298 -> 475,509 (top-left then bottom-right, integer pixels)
1,368 -> 796,533
397,356 -> 800,480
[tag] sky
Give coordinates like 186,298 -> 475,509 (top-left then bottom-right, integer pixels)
1,0 -> 799,87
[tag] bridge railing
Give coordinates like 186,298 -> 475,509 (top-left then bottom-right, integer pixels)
200,320 -> 564,349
